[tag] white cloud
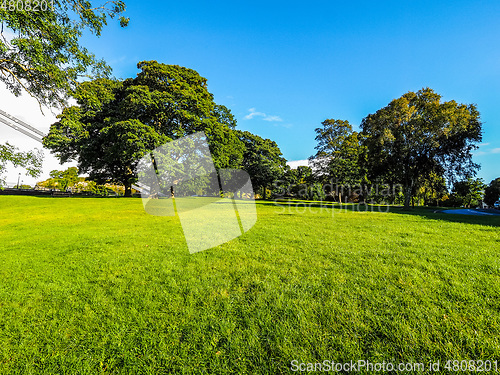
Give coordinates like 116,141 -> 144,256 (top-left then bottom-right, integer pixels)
244,108 -> 283,122
263,115 -> 283,122
287,159 -> 309,169
473,146 -> 500,156
244,108 -> 264,120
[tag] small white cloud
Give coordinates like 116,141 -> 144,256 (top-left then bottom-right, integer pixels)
263,115 -> 283,122
479,142 -> 491,147
473,146 -> 500,156
244,108 -> 266,120
244,108 -> 283,122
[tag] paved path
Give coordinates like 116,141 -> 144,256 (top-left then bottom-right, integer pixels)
441,208 -> 500,216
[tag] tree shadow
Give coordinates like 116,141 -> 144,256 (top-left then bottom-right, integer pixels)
259,199 -> 500,227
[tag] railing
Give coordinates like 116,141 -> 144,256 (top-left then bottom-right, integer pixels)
0,188 -> 52,196
51,190 -> 72,197
0,109 -> 46,143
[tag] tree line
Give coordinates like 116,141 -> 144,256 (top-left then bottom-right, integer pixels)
1,1 -> 499,207
296,88 -> 492,209
41,61 -> 288,197
2,59 -> 499,208
39,64 -> 497,209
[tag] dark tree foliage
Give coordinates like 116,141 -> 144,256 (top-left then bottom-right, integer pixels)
361,88 -> 482,208
450,178 -> 486,208
484,178 -> 500,207
235,130 -> 287,199
43,61 -> 247,196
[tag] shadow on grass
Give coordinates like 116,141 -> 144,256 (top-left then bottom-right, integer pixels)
258,199 -> 500,227
32,195 -> 139,199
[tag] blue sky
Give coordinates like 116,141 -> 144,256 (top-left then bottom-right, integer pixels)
2,0 -> 500,184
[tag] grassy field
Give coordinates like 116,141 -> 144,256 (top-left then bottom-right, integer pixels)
0,196 -> 499,374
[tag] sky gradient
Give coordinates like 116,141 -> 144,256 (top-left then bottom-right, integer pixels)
1,0 -> 499,185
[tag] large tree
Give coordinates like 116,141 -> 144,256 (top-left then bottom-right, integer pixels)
43,61 -> 245,196
309,119 -> 365,202
235,130 -> 287,199
0,0 -> 128,108
361,88 -> 482,208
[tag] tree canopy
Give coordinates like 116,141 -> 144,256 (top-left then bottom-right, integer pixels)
0,0 -> 129,108
309,119 -> 364,200
484,177 -> 500,206
43,61 -> 256,196
235,130 -> 287,199
360,88 -> 482,208
450,178 -> 486,208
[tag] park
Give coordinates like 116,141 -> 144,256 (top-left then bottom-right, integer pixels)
2,1 -> 500,374
1,195 -> 499,372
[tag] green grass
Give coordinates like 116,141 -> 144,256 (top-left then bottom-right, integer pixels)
0,196 -> 500,374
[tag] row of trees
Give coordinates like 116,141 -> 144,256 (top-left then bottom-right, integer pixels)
36,167 -> 125,196
37,72 -> 498,207
276,165 -> 497,208
3,59 -> 496,206
303,88 -> 485,208
42,61 -> 287,197
1,2 -> 497,206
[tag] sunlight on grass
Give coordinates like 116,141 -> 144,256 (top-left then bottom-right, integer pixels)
0,196 -> 499,373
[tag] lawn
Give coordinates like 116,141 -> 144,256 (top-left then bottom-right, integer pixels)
0,196 -> 499,374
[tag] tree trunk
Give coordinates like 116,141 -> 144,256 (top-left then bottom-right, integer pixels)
404,184 -> 412,209
124,182 -> 132,197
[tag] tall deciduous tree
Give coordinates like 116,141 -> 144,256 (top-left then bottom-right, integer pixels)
235,130 -> 287,199
43,61 -> 245,196
0,0 -> 129,108
309,119 -> 364,202
361,88 -> 482,208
